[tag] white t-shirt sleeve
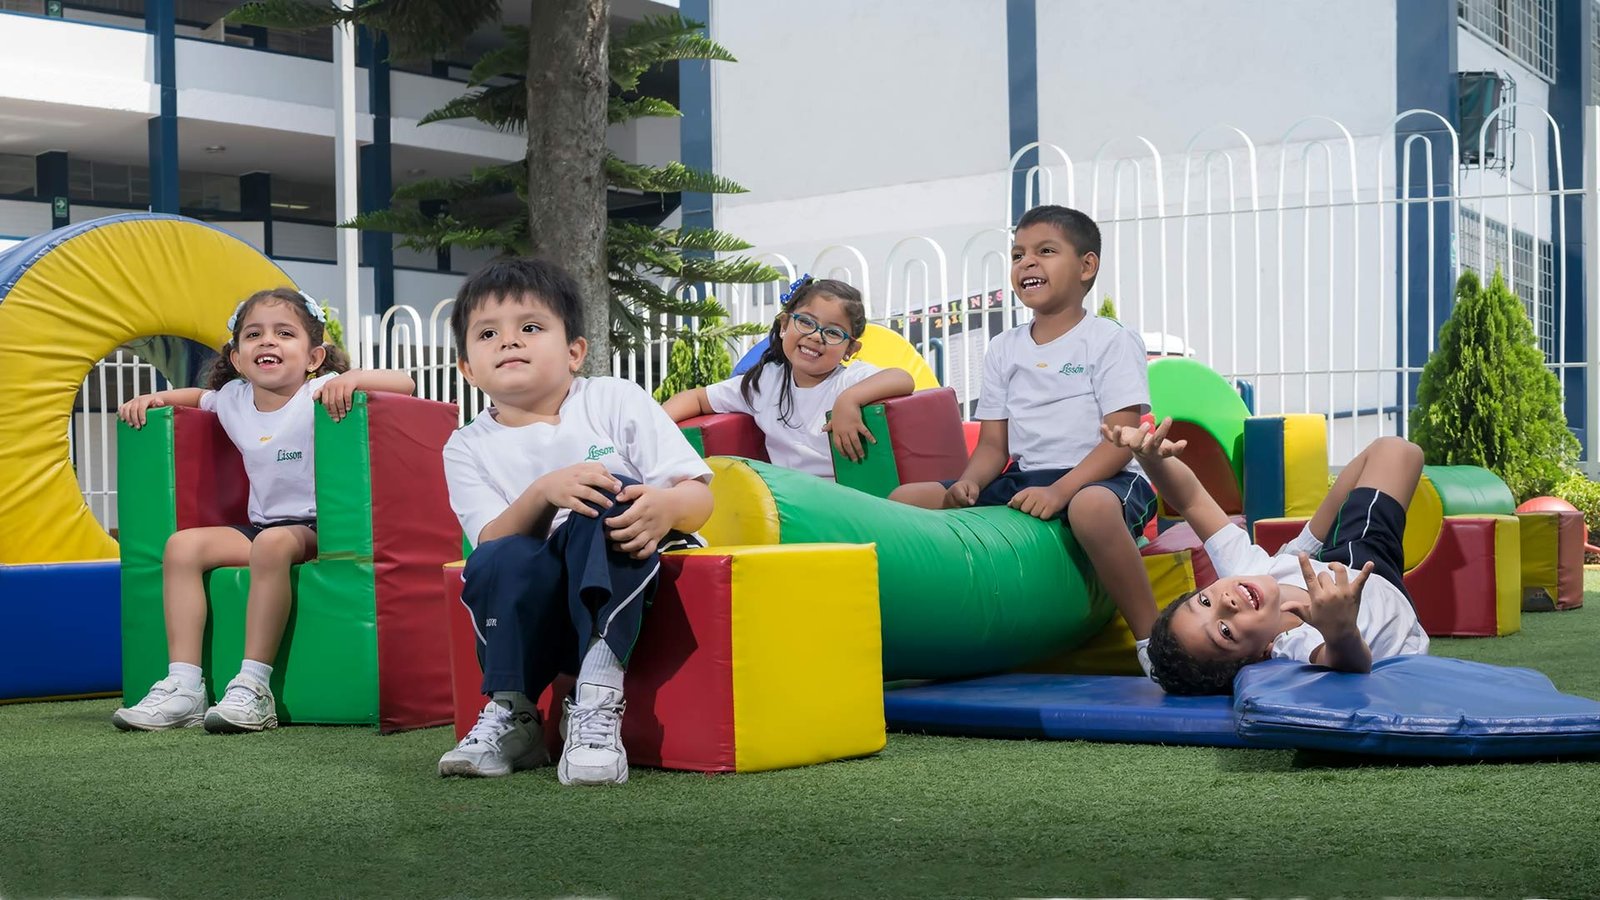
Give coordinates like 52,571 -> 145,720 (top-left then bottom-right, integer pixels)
1272,624 -> 1324,662
1093,326 -> 1151,416
607,380 -> 714,486
1202,524 -> 1275,578
199,388 -> 220,412
703,371 -> 757,417
306,371 -> 342,398
973,332 -> 1010,421
442,432 -> 506,547
836,360 -> 883,392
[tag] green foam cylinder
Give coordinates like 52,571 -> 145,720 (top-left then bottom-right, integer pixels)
729,459 -> 1113,680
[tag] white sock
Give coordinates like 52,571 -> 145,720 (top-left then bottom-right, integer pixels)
238,658 -> 273,687
1135,638 -> 1153,680
577,637 -> 625,695
1281,523 -> 1324,557
168,662 -> 203,691
491,691 -> 535,714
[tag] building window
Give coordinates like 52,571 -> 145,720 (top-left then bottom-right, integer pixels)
0,153 -> 33,199
1458,205 -> 1557,361
1458,0 -> 1557,82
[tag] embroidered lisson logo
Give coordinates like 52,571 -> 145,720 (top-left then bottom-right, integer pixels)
585,444 -> 616,461
1059,363 -> 1086,375
275,449 -> 303,462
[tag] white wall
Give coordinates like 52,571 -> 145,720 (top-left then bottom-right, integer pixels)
1036,0 -> 1398,162
0,199 -> 50,238
708,0 -> 1011,262
0,15 -> 154,113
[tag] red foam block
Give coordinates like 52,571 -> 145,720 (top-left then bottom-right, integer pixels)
882,388 -> 968,484
445,553 -> 740,772
680,413 -> 769,461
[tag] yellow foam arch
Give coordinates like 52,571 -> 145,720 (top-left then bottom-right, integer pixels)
849,323 -> 939,392
0,215 -> 296,564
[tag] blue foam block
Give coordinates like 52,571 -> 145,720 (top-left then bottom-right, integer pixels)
884,673 -> 1245,748
1234,656 -> 1600,758
0,561 -> 122,700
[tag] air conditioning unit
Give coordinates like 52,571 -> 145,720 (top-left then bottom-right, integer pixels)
1457,71 -> 1507,166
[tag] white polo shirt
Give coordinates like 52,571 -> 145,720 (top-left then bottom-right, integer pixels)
975,315 -> 1149,471
704,360 -> 883,478
200,372 -> 340,526
443,376 -> 713,545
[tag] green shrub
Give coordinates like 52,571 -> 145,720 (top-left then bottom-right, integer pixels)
1409,269 -> 1578,501
652,302 -> 759,402
1550,472 -> 1600,560
1097,297 -> 1117,320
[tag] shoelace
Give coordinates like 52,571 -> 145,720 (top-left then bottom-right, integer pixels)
220,682 -> 261,708
463,703 -> 513,748
567,698 -> 623,749
134,677 -> 182,709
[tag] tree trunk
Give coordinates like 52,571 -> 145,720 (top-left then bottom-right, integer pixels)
526,0 -> 610,375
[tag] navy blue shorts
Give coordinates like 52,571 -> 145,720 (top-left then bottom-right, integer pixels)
230,519 -> 316,541
942,468 -> 1157,537
1313,487 -> 1412,603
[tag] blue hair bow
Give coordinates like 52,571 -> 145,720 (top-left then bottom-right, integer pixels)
779,273 -> 813,305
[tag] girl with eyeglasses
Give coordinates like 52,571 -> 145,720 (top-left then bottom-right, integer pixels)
664,275 -> 913,478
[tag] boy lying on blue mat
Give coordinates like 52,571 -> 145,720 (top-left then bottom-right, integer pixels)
1104,420 -> 1430,695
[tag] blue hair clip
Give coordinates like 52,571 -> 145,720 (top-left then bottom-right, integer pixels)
779,273 -> 813,305
226,301 -> 246,334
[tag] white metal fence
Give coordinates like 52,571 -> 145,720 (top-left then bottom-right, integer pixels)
71,104 -> 1600,529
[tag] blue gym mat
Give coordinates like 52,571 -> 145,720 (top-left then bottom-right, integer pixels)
883,673 -> 1245,748
1234,656 -> 1600,758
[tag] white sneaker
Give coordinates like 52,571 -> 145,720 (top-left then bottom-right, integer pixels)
558,683 -> 628,786
203,675 -> 278,733
112,676 -> 206,731
439,701 -> 549,777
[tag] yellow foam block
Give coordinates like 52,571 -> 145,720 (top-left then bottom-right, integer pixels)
1403,474 -> 1447,571
1517,511 -> 1559,599
702,456 -> 781,547
1019,550 -> 1197,676
1280,414 -> 1330,519
677,543 -> 886,772
1492,516 -> 1522,636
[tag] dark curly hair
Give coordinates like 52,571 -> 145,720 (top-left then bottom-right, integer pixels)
206,287 -> 349,390
1146,589 -> 1250,696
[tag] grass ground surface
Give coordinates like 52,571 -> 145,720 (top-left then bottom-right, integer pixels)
4,578 -> 1599,899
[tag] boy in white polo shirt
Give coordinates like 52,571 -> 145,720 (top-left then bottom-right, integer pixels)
891,205 -> 1160,675
438,258 -> 714,785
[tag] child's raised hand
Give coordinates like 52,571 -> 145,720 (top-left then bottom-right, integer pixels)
1283,554 -> 1372,640
535,462 -> 623,518
312,372 -> 359,422
118,393 -> 167,430
606,484 -> 676,559
1100,418 -> 1187,461
944,480 -> 980,508
823,401 -> 875,463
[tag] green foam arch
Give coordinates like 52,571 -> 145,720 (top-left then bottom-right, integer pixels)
1148,357 -> 1251,486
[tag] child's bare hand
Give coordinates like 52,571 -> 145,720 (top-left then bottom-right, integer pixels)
312,373 -> 359,422
945,480 -> 980,508
823,402 -> 874,462
1283,554 -> 1371,639
536,463 -> 623,518
606,484 -> 677,559
1101,418 -> 1188,461
1009,484 -> 1069,520
118,394 -> 167,429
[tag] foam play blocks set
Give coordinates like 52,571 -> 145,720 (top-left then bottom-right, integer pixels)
445,543 -> 886,772
119,392 -> 463,730
680,387 -> 970,497
1254,465 -> 1522,637
1516,506 -> 1585,611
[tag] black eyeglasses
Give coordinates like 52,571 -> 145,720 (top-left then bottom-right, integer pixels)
787,311 -> 853,346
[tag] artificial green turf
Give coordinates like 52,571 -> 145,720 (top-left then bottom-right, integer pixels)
3,582 -> 1599,899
